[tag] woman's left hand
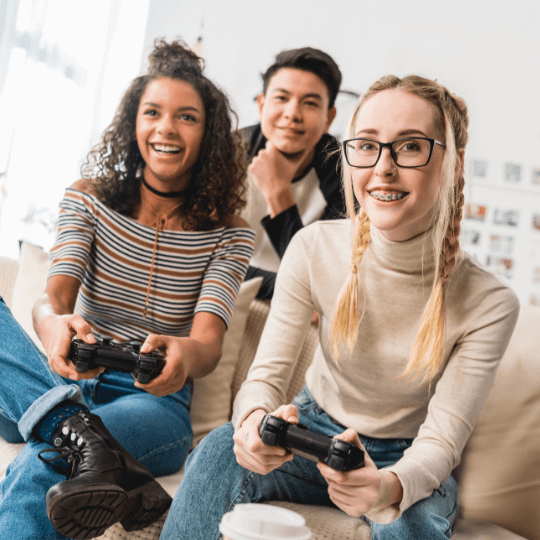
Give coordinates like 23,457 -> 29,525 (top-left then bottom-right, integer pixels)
133,334 -> 194,397
317,429 -> 403,517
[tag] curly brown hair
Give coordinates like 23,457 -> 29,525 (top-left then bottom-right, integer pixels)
81,39 -> 246,230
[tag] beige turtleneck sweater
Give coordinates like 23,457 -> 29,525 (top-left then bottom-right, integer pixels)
232,219 -> 519,523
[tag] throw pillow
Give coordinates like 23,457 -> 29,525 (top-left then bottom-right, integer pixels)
190,277 -> 262,447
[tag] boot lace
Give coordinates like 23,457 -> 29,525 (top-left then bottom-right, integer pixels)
38,424 -> 87,479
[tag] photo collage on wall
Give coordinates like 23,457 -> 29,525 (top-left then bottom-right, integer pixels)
460,159 -> 540,307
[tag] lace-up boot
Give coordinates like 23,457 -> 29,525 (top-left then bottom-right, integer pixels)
38,410 -> 171,539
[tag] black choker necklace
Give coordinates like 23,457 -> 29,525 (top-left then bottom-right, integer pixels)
141,176 -> 188,198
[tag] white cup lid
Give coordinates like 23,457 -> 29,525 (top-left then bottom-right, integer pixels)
219,504 -> 312,540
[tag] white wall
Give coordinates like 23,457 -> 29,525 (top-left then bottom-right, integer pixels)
141,0 -> 540,154
140,0 -> 540,305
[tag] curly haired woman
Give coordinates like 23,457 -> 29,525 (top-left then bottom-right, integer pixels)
160,75 -> 519,540
0,40 -> 254,539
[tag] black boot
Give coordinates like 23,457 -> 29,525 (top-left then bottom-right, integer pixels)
38,410 -> 172,539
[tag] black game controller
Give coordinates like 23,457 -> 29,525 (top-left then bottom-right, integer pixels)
258,415 -> 365,472
69,337 -> 165,384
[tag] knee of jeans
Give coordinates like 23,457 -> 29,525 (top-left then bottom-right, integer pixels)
187,422 -> 235,473
0,413 -> 24,444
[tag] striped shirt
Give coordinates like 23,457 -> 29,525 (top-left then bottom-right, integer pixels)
48,189 -> 255,341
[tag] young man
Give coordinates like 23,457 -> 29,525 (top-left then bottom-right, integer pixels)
241,47 -> 345,299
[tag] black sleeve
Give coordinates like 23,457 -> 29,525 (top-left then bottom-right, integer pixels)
261,205 -> 303,260
316,135 -> 346,221
261,134 -> 345,260
245,265 -> 276,300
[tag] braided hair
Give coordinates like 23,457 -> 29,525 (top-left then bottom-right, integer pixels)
331,75 -> 469,381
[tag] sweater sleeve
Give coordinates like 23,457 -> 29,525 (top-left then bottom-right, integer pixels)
48,189 -> 96,283
195,227 -> 255,329
232,228 -> 316,429
368,276 -> 520,524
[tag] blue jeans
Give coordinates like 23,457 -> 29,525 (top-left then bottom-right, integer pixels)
160,386 -> 457,540
0,297 -> 193,539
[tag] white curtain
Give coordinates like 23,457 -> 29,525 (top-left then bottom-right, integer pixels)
0,0 -> 150,258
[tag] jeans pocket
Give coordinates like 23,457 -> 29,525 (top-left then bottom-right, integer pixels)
293,386 -> 324,415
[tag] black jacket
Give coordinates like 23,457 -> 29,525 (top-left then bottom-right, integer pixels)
241,124 -> 345,299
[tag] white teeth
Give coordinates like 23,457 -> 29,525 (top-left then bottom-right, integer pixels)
153,144 -> 180,154
369,191 -> 406,201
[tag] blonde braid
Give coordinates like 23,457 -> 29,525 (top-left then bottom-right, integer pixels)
402,176 -> 465,381
440,176 -> 465,288
331,209 -> 371,356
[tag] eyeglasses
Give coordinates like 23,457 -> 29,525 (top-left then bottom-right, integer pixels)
342,137 -> 446,168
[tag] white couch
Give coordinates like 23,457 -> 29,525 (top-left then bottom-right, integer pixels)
1,242 -> 539,540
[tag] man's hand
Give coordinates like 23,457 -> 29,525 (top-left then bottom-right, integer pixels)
317,429 -> 404,517
248,141 -> 309,218
232,404 -> 299,474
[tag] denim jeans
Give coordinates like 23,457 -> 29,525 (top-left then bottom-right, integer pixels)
160,386 -> 457,540
0,297 -> 193,539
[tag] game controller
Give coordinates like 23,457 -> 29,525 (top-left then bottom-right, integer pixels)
258,415 -> 365,472
69,337 -> 165,384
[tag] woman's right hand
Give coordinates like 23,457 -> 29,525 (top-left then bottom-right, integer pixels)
33,276 -> 103,380
232,404 -> 299,474
37,311 -> 102,380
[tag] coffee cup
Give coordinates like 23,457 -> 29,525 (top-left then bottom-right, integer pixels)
219,503 -> 312,540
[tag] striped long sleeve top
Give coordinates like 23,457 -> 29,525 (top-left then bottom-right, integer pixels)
48,189 -> 255,342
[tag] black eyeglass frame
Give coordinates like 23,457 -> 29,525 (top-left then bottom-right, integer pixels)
342,137 -> 446,169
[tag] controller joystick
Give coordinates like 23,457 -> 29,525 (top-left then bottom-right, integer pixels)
258,415 -> 365,472
69,337 -> 165,384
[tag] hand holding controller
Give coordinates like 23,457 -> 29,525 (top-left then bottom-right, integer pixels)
69,337 -> 165,384
258,414 -> 365,472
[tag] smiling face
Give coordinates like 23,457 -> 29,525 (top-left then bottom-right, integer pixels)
351,89 -> 446,242
136,77 -> 205,192
257,67 -> 336,159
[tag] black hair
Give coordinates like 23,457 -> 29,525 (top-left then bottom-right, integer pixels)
261,47 -> 342,109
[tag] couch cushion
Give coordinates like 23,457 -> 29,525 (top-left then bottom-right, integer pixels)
231,299 -> 319,405
0,255 -> 19,308
454,306 -> 540,540
11,241 -> 49,353
190,277 -> 262,447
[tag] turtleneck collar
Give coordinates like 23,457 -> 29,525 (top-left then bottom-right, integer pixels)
368,225 -> 437,275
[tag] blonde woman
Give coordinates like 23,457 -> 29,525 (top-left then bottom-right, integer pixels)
161,75 -> 519,540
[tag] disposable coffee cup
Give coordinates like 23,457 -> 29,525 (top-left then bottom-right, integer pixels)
219,503 -> 312,540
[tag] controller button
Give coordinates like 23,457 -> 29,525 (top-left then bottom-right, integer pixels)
262,432 -> 279,446
130,341 -> 142,352
333,440 -> 349,452
327,455 -> 345,470
102,338 -> 113,346
140,361 -> 153,370
267,416 -> 284,428
53,437 -> 63,447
